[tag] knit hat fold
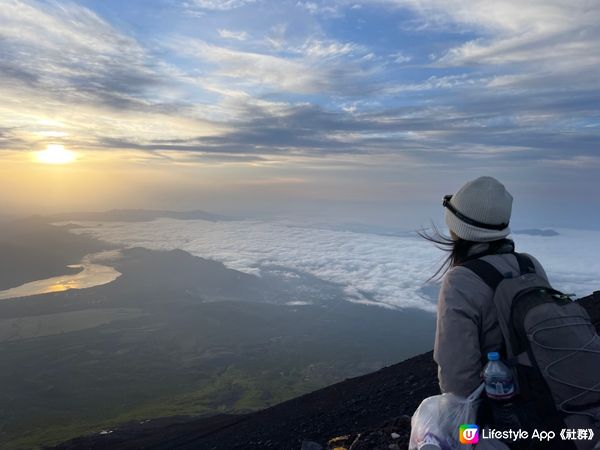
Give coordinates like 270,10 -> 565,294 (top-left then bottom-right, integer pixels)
444,176 -> 513,242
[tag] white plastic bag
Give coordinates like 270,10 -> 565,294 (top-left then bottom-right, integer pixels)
409,383 -> 485,450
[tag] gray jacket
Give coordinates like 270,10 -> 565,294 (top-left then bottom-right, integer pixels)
433,250 -> 548,396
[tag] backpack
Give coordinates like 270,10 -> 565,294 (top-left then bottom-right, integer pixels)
462,252 -> 600,448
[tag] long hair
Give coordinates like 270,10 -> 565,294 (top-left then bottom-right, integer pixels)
417,222 -> 477,282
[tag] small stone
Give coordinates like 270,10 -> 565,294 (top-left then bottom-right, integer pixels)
388,444 -> 400,450
328,435 -> 349,444
391,432 -> 400,439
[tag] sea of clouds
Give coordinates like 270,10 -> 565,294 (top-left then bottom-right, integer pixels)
68,219 -> 600,312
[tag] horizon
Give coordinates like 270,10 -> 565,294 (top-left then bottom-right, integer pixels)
3,207 -> 600,233
1,0 -> 599,229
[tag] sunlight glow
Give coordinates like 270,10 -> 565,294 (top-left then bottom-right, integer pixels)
35,144 -> 77,164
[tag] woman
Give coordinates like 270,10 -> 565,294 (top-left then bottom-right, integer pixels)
421,176 -> 599,450
428,176 -> 547,398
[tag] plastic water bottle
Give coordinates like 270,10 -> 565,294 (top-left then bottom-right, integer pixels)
483,352 -> 515,400
417,432 -> 444,450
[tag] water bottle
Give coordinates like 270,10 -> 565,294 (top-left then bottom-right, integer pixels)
483,352 -> 522,432
483,352 -> 515,400
417,432 -> 446,450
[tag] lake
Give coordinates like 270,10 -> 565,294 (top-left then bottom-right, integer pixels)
0,251 -> 121,300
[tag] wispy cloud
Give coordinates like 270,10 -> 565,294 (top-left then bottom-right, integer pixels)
0,0 -> 226,154
217,28 -> 249,40
391,51 -> 412,64
300,39 -> 363,58
0,0 -> 156,108
183,0 -> 257,11
296,0 -> 342,16
166,36 -> 378,95
378,0 -> 600,89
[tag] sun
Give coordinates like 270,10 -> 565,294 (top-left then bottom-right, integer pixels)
35,144 -> 77,164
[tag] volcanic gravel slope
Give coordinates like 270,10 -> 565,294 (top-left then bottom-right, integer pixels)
52,292 -> 599,450
50,351 -> 438,450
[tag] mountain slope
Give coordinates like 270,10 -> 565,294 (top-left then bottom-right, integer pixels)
52,351 -> 438,450
52,291 -> 599,450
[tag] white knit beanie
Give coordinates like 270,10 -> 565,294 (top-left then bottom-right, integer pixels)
444,176 -> 513,242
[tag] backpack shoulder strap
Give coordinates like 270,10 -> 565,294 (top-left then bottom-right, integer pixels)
514,252 -> 536,275
460,258 -> 504,291
462,252 -> 537,290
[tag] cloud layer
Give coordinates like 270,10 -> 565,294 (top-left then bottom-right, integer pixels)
69,219 -> 600,312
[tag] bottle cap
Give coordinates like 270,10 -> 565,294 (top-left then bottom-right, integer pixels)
487,352 -> 500,361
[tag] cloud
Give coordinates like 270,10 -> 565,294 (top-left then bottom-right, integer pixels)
69,218 -> 444,310
370,0 -> 594,34
81,92 -> 599,175
0,127 -> 24,150
300,39 -> 363,58
184,0 -> 257,11
296,1 -> 342,16
69,219 -> 600,312
0,0 -> 598,180
541,155 -> 600,169
374,0 -> 600,90
217,28 -> 249,40
391,52 -> 412,64
170,38 -> 323,93
0,1 -> 227,155
0,0 -> 157,108
166,36 -> 378,95
150,0 -> 599,168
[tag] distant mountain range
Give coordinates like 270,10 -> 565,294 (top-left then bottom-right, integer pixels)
47,209 -> 233,223
29,210 -> 566,240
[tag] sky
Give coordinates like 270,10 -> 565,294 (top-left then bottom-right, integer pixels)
1,0 -> 599,228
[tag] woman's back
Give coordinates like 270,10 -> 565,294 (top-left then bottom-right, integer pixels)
434,249 -> 548,396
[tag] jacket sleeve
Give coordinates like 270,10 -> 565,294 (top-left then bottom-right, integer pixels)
433,266 -> 487,397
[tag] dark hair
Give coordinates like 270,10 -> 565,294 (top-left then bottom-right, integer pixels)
418,223 -> 513,282
417,222 -> 477,282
